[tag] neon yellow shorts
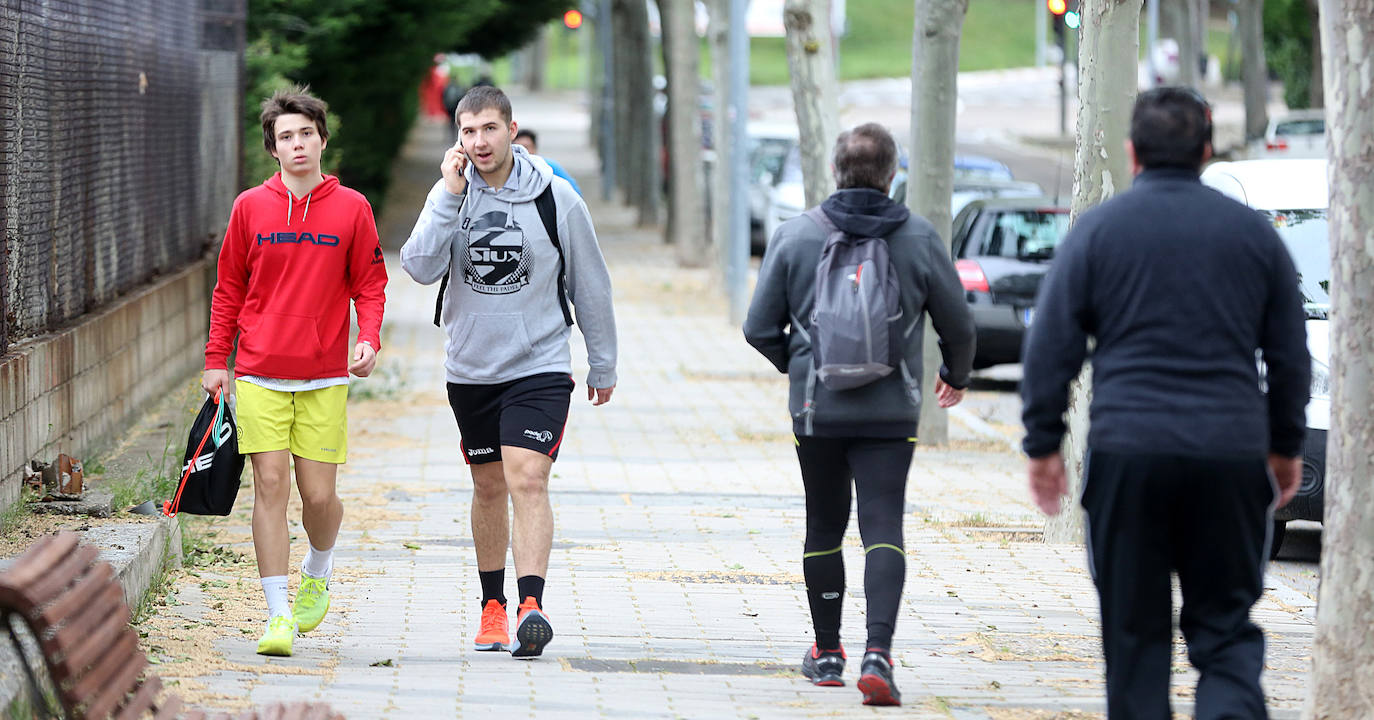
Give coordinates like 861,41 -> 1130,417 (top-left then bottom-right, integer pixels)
234,380 -> 348,464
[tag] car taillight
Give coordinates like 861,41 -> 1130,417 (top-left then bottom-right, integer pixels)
955,259 -> 990,293
1267,137 -> 1289,151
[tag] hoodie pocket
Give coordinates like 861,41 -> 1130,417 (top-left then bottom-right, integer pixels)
454,313 -> 534,378
239,313 -> 324,365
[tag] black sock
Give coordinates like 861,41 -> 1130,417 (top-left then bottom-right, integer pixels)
479,569 -> 506,607
517,575 -> 545,607
803,552 -> 844,651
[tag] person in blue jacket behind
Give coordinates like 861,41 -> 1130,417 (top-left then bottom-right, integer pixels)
514,128 -> 582,197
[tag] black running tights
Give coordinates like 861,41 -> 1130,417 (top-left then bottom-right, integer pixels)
795,436 -> 914,653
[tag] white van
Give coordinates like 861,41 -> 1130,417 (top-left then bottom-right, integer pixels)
1202,158 -> 1329,556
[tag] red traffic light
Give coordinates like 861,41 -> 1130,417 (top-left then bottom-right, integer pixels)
1047,0 -> 1067,15
563,9 -> 584,29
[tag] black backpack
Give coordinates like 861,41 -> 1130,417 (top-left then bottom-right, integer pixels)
432,184 -> 572,327
163,393 -> 243,517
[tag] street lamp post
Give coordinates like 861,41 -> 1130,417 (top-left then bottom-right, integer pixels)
727,0 -> 750,324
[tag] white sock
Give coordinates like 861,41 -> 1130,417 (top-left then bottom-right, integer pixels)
302,543 -> 334,580
261,576 -> 290,619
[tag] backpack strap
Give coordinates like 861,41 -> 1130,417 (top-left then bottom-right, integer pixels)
433,272 -> 449,328
804,207 -> 836,234
432,190 -> 467,328
536,184 -> 574,327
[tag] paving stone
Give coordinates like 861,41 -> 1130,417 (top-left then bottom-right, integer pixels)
168,89 -> 1321,719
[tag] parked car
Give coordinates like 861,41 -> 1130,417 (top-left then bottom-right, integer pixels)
744,122 -> 800,249
889,165 -> 1044,219
758,146 -> 1036,250
1202,158 -> 1330,556
949,197 -> 1071,369
1249,109 -> 1326,160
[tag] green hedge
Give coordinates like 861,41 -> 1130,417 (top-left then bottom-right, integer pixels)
1263,0 -> 1318,109
243,0 -> 574,210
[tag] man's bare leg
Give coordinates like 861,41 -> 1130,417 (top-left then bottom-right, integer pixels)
470,462 -> 511,572
251,450 -> 293,577
294,456 -> 343,552
503,446 -> 554,579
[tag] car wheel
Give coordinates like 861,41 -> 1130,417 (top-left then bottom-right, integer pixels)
1269,520 -> 1287,560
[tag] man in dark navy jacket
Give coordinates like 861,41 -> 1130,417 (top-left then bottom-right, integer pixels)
1020,88 -> 1308,719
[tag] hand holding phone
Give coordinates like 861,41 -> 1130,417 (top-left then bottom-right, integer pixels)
441,140 -> 468,196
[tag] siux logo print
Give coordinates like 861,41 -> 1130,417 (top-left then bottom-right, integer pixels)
462,209 -> 531,295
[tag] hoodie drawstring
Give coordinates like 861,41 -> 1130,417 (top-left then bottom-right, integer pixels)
285,191 -> 313,226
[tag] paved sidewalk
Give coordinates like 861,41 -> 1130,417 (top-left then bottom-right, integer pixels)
144,90 -> 1317,719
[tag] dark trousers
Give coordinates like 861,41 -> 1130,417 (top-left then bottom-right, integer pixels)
795,436 -> 914,651
1082,450 -> 1275,720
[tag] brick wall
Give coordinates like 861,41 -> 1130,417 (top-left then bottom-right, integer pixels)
0,260 -> 213,509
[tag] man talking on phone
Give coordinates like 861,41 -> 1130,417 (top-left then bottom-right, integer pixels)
401,86 -> 618,659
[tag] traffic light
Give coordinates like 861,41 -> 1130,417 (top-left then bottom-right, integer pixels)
1048,0 -> 1067,48
563,9 -> 584,29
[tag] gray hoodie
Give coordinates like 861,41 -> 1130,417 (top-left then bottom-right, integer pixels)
743,188 -> 975,438
401,146 -> 617,388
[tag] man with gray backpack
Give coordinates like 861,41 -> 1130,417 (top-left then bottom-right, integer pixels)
743,122 -> 975,707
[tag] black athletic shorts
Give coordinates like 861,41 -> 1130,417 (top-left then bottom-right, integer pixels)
446,372 -> 575,464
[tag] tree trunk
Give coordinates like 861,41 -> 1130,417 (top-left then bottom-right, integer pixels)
1306,0 -> 1324,109
1045,0 -> 1141,543
1195,0 -> 1209,82
526,26 -> 548,91
659,0 -> 708,266
910,0 -> 969,447
613,6 -> 634,197
1304,2 -> 1374,715
708,0 -> 732,271
784,0 -> 839,209
1239,0 -> 1268,142
1163,0 -> 1196,87
615,0 -> 660,225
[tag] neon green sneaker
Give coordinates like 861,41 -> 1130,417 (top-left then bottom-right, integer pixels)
256,615 -> 296,656
293,575 -> 331,633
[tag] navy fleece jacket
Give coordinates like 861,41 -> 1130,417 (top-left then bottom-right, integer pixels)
1020,168 -> 1309,459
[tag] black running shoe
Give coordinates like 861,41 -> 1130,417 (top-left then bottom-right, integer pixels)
800,644 -> 846,686
857,650 -> 901,706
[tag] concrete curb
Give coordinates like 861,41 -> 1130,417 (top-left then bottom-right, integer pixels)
950,405 -> 1024,455
0,516 -> 181,713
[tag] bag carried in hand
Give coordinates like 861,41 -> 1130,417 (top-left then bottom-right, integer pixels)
163,391 -> 244,516
803,207 -> 904,391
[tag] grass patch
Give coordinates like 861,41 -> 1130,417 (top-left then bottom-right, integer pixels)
105,444 -> 179,513
86,377 -> 203,512
0,493 -> 34,536
709,0 -> 1039,84
499,4 -> 1245,91
520,0 -> 1050,90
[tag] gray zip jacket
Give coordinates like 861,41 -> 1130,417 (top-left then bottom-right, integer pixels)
744,188 -> 975,437
401,146 -> 617,388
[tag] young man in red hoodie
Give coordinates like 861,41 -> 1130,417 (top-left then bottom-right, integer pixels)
203,87 -> 388,656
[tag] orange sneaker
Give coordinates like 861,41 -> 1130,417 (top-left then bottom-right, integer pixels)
473,599 -> 510,652
511,596 -> 553,658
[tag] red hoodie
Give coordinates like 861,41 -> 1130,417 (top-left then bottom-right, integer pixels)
204,173 -> 388,379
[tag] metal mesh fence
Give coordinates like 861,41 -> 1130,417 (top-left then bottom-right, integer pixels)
0,0 -> 244,355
